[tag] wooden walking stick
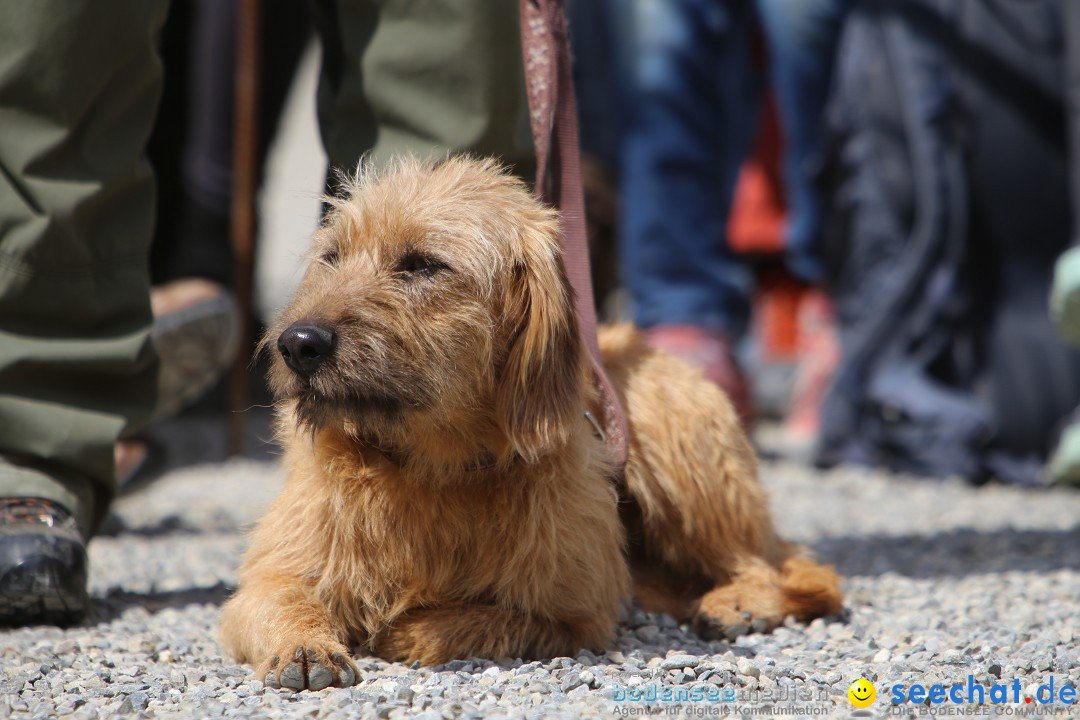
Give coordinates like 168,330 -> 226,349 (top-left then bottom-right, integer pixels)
228,0 -> 261,455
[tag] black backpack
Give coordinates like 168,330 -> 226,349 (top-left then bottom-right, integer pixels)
817,0 -> 1080,484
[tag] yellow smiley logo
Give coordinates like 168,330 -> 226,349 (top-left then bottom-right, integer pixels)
848,678 -> 876,708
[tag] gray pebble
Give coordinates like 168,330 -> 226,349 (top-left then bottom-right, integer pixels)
559,672 -> 583,693
736,658 -> 760,679
117,691 -> 148,714
635,625 -> 660,643
660,654 -> 700,671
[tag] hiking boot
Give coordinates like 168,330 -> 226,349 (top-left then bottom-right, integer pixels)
150,279 -> 240,421
645,325 -> 754,426
0,497 -> 88,627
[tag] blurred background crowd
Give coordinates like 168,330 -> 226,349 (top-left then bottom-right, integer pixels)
2,0 -> 1080,626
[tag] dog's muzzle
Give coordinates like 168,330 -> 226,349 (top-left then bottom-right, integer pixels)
278,323 -> 336,377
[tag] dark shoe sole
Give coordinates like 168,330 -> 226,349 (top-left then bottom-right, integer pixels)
152,292 -> 240,421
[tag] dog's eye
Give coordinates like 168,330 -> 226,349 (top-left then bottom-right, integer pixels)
395,253 -> 449,278
320,248 -> 340,266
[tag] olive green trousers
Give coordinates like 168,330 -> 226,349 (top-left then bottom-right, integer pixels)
0,1 -> 168,535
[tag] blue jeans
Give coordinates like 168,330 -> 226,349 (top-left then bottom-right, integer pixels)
619,0 -> 849,337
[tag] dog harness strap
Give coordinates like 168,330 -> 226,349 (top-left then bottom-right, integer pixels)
519,0 -> 629,469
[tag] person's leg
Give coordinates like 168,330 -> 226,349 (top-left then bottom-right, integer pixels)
619,0 -> 760,340
567,0 -> 628,172
310,0 -> 535,176
755,0 -> 850,284
151,0 -> 237,289
617,0 -> 760,422
0,0 -> 167,622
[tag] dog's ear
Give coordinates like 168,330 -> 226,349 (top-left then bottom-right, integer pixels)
495,223 -> 586,463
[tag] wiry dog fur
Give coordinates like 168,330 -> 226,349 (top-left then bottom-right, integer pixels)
220,156 -> 842,691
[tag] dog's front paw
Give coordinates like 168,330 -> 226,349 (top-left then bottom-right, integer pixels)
693,586 -> 781,641
257,645 -> 359,692
693,608 -> 772,641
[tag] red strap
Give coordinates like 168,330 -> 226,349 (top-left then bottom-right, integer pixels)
520,0 -> 629,468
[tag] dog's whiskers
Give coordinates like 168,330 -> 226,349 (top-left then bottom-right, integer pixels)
233,403 -> 278,413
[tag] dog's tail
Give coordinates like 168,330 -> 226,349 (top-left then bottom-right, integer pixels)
778,549 -> 844,621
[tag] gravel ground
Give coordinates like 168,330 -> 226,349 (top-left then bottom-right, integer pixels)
2,419 -> 1079,719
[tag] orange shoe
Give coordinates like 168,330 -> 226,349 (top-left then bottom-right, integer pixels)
783,290 -> 841,443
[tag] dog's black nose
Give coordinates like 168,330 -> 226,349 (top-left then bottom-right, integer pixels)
278,323 -> 336,377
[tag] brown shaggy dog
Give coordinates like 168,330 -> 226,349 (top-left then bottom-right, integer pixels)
219,156 -> 842,691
